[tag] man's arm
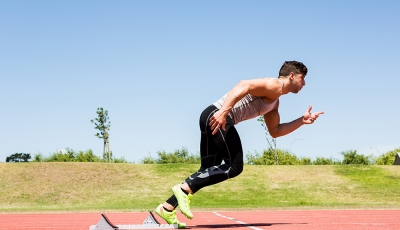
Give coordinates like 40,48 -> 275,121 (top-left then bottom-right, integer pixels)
209,78 -> 281,135
265,105 -> 324,138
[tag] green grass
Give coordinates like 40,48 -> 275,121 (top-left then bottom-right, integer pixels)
0,163 -> 400,212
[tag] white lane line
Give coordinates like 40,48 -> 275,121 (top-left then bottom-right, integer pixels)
213,212 -> 263,230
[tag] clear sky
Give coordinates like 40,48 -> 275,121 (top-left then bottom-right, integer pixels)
1,1 -> 399,163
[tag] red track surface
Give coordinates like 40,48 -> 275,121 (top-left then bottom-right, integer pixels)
0,210 -> 399,230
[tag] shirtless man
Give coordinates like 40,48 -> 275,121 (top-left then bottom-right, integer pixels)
155,61 -> 324,228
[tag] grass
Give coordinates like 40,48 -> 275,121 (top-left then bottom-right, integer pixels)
0,163 -> 400,212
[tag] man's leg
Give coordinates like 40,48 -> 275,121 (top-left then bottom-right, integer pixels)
162,105 -> 244,219
171,110 -> 244,220
164,105 -> 223,209
164,130 -> 222,211
185,123 -> 244,193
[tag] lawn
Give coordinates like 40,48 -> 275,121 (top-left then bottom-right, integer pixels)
0,163 -> 399,212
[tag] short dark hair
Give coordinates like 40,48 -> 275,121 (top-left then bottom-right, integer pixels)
278,61 -> 308,77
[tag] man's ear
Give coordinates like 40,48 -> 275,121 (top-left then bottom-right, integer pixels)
289,72 -> 295,80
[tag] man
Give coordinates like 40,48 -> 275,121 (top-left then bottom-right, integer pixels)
155,61 -> 324,228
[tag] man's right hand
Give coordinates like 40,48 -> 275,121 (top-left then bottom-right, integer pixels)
209,110 -> 228,135
302,105 -> 324,124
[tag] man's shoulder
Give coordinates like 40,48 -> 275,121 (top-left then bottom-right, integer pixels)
241,77 -> 282,99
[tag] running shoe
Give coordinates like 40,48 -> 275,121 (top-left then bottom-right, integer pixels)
155,204 -> 186,229
172,184 -> 194,219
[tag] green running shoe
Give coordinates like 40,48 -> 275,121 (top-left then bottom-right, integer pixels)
155,204 -> 186,229
172,184 -> 194,219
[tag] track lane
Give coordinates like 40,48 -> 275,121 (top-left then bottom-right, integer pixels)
0,210 -> 399,230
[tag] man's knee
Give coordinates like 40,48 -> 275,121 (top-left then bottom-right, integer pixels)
229,163 -> 243,178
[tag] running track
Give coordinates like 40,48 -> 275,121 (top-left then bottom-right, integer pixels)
0,210 -> 399,230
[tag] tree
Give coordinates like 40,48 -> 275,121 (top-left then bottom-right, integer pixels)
257,116 -> 278,164
6,153 -> 31,162
91,107 -> 112,162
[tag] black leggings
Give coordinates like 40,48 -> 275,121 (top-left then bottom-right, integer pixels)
166,105 -> 244,208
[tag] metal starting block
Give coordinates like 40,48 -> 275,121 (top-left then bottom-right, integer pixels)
90,212 -> 178,230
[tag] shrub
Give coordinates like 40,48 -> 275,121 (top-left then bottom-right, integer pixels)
246,149 -> 311,165
75,149 -> 100,162
313,157 -> 341,165
141,154 -> 157,164
33,153 -> 43,162
246,149 -> 275,165
299,157 -> 313,165
341,150 -> 372,165
31,148 -> 126,163
141,147 -> 200,164
112,156 -> 128,163
375,148 -> 400,165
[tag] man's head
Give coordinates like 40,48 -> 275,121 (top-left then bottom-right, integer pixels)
278,61 -> 308,94
278,61 -> 308,77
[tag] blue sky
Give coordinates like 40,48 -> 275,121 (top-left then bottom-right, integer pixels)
1,1 -> 399,163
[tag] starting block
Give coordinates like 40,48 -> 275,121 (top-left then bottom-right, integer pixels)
90,212 -> 178,230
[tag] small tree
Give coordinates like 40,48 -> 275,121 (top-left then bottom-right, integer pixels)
91,107 -> 112,162
257,116 -> 278,164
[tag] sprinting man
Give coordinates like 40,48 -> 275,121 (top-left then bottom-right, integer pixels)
155,61 -> 324,228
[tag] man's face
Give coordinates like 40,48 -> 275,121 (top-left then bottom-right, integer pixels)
292,73 -> 306,93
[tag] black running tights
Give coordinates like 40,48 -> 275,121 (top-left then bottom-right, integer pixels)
165,105 -> 244,208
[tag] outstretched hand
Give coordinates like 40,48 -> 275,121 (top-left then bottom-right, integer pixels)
302,105 -> 324,124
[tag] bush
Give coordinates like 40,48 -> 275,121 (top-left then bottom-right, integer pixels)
33,153 -> 43,162
112,156 -> 128,163
140,147 -> 400,165
246,149 -> 311,165
141,147 -> 200,164
45,148 -> 77,162
75,149 -> 101,162
375,148 -> 400,165
341,150 -> 373,165
141,154 -> 157,164
299,157 -> 313,165
313,157 -> 341,165
246,149 -> 275,165
31,148 -> 127,163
